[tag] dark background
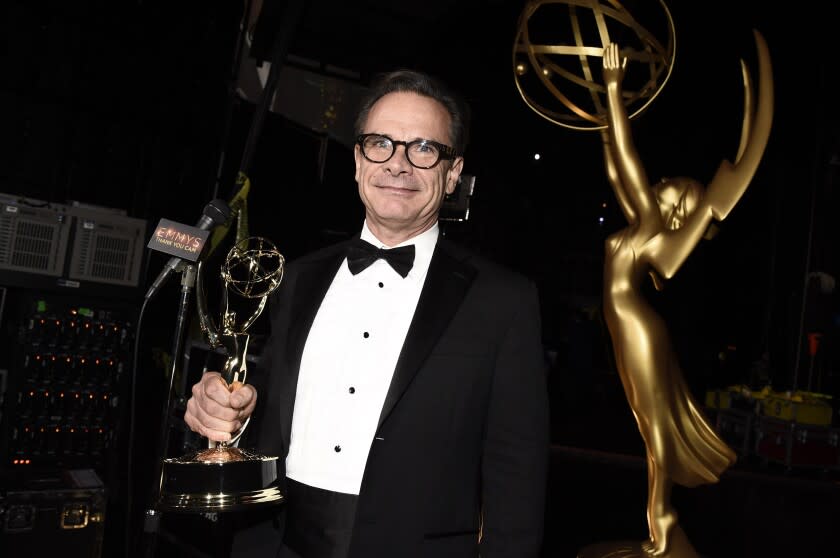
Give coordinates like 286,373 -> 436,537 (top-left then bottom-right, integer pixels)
0,0 -> 838,556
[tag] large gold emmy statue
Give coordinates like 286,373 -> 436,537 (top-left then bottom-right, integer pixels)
158,236 -> 286,512
513,2 -> 774,557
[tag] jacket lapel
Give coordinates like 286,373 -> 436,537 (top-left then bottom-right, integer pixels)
278,243 -> 348,452
377,239 -> 476,429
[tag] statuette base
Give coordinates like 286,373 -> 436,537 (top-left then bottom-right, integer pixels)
158,448 -> 283,512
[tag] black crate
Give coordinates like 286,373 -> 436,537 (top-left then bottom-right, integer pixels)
0,468 -> 106,558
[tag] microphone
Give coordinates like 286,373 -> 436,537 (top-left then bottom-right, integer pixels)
144,199 -> 232,300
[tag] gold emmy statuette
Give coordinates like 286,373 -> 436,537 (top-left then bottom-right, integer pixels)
158,236 -> 286,512
511,2 -> 774,556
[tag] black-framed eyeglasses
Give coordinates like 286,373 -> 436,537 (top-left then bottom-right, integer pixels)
356,133 -> 457,169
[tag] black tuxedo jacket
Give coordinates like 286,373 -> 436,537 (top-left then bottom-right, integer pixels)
234,235 -> 549,558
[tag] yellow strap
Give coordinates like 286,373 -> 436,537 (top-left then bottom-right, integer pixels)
206,172 -> 251,257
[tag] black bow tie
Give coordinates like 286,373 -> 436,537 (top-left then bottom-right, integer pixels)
346,238 -> 415,278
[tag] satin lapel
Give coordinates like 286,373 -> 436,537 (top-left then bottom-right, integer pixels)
277,245 -> 347,452
377,240 -> 476,429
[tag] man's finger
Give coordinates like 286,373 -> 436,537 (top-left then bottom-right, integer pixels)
186,398 -> 240,440
203,374 -> 233,406
228,382 -> 256,409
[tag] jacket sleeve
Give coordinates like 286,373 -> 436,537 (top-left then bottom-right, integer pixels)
479,279 -> 550,557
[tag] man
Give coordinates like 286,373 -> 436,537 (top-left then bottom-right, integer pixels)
185,69 -> 549,558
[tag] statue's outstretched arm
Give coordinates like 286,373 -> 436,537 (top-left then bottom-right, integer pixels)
603,43 -> 660,231
600,129 -> 637,225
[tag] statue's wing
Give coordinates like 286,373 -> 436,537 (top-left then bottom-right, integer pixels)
705,29 -> 774,221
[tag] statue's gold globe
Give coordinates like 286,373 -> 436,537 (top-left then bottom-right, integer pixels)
221,236 -> 285,299
513,0 -> 676,130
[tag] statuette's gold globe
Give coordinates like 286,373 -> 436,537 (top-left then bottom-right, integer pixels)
221,236 -> 284,299
513,0 -> 676,130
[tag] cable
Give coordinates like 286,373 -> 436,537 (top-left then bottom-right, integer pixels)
125,295 -> 150,558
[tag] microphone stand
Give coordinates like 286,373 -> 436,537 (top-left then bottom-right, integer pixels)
139,263 -> 197,558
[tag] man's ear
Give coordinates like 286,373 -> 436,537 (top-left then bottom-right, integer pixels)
445,156 -> 464,194
353,144 -> 362,183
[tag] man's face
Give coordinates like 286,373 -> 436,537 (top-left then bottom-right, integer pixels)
354,92 -> 463,242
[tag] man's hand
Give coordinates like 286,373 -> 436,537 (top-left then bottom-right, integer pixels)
184,371 -> 257,442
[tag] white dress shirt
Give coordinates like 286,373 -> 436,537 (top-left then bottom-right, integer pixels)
285,221 -> 439,494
